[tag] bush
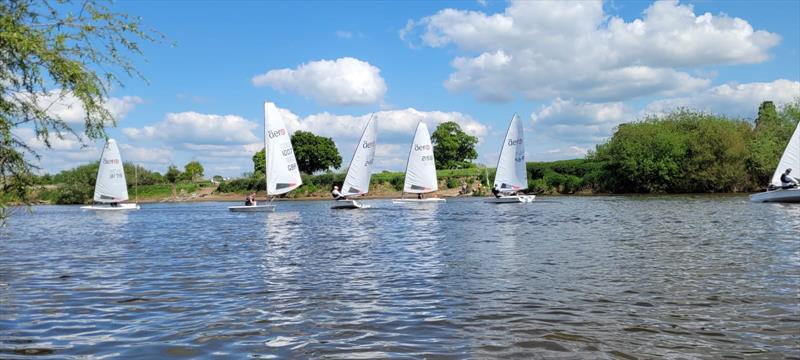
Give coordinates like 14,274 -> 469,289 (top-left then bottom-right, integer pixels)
446,178 -> 460,189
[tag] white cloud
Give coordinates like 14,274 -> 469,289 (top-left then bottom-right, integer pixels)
252,57 -> 387,106
405,0 -> 780,102
22,91 -> 143,124
119,144 -> 173,166
531,98 -> 633,144
268,105 -> 490,171
643,79 -> 800,118
336,30 -> 353,39
546,146 -> 589,157
122,112 -> 259,145
293,107 -> 489,141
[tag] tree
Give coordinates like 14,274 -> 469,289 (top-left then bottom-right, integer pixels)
165,166 -> 181,184
291,131 -> 341,174
253,131 -> 342,175
755,101 -> 779,130
253,148 -> 265,176
184,161 -> 204,182
0,0 -> 160,223
431,122 -> 478,169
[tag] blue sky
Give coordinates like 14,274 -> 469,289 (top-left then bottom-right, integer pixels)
27,0 -> 800,177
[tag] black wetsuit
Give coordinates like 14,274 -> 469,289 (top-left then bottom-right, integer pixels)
781,173 -> 798,189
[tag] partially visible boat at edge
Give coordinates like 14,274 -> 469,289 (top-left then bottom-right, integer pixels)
485,114 -> 535,204
393,121 -> 445,204
750,121 -> 800,203
81,139 -> 140,211
229,102 -> 302,212
332,115 -> 377,210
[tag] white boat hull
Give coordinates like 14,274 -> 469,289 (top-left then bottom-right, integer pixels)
484,195 -> 536,203
228,205 -> 276,212
81,203 -> 140,211
749,188 -> 800,203
331,199 -> 371,209
392,198 -> 446,204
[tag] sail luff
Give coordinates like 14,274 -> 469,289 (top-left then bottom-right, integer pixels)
264,102 -> 303,196
93,139 -> 129,203
341,115 -> 377,196
403,122 -> 438,193
493,114 -> 527,191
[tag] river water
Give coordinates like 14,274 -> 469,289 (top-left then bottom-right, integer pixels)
1,196 -> 798,359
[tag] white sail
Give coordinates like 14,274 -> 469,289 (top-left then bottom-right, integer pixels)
93,139 -> 129,202
770,121 -> 800,187
403,122 -> 438,193
341,115 -> 377,196
493,114 -> 528,192
264,102 -> 302,195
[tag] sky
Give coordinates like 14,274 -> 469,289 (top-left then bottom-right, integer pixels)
23,0 -> 800,178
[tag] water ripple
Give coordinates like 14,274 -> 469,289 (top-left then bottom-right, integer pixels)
1,197 -> 797,358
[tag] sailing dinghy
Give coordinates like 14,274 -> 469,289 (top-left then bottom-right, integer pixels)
81,139 -> 140,211
332,115 -> 377,209
750,121 -> 800,203
229,102 -> 302,212
393,122 -> 445,204
485,114 -> 535,204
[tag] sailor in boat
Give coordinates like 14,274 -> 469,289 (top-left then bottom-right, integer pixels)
110,202 -> 119,207
331,186 -> 347,200
780,168 -> 799,189
245,192 -> 257,206
417,193 -> 423,200
492,184 -> 502,198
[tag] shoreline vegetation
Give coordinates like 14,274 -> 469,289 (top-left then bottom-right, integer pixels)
9,102 -> 800,206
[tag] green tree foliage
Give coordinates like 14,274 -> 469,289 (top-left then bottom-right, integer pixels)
431,121 -> 478,169
183,161 -> 204,182
123,163 -> 162,186
747,100 -> 799,186
165,165 -> 182,184
51,162 -> 98,204
253,131 -> 342,175
253,148 -> 265,175
291,131 -> 341,174
0,0 -> 160,222
591,104 -> 799,193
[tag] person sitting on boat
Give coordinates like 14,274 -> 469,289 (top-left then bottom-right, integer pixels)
245,192 -> 256,206
331,186 -> 346,200
492,184 -> 502,198
781,168 -> 799,189
110,202 -> 119,207
417,193 -> 423,200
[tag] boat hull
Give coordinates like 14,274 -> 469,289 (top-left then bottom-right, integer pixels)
228,205 -> 276,212
749,188 -> 800,203
392,198 -> 446,204
484,195 -> 536,203
331,200 -> 370,209
81,203 -> 140,211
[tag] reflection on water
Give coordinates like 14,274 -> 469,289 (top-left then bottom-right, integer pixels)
1,197 -> 798,358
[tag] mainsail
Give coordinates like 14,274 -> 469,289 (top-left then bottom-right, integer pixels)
264,102 -> 302,195
93,139 -> 129,203
341,115 -> 377,196
403,122 -> 438,193
770,121 -> 800,187
493,114 -> 528,192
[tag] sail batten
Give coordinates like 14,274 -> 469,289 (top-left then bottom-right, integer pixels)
402,122 -> 438,194
770,122 -> 800,187
264,102 -> 303,196
493,114 -> 528,191
93,139 -> 129,203
341,115 -> 377,196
